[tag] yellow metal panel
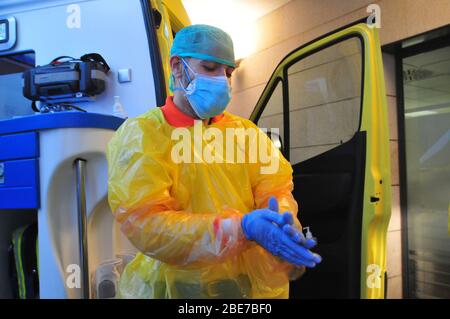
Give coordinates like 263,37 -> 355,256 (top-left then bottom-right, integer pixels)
150,0 -> 190,96
358,25 -> 392,299
162,0 -> 191,32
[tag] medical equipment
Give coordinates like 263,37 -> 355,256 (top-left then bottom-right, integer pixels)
0,17 -> 16,51
112,96 -> 128,119
23,53 -> 110,104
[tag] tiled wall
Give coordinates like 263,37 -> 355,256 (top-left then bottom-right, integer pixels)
228,0 -> 450,117
227,0 -> 450,299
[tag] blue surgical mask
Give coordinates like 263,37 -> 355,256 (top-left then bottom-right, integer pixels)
174,58 -> 231,119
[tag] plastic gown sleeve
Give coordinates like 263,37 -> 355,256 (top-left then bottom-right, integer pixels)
245,120 -> 305,278
106,118 -> 248,267
245,120 -> 301,230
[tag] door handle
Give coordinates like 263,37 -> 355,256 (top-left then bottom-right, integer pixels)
370,196 -> 380,203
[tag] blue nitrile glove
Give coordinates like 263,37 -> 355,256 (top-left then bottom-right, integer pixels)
242,197 -> 322,268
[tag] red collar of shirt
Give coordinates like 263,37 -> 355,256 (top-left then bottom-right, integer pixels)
161,96 -> 224,127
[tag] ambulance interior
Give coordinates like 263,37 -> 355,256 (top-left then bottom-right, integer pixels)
0,0 -> 189,299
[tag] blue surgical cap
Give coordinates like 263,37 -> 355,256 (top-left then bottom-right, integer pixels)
170,24 -> 236,68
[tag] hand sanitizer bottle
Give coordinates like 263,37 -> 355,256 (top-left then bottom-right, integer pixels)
112,96 -> 128,119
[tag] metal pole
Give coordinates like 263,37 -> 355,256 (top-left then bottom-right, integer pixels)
75,159 -> 89,299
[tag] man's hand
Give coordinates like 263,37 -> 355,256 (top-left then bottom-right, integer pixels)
241,197 -> 322,268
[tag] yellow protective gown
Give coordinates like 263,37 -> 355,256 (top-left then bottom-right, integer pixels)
106,98 -> 302,298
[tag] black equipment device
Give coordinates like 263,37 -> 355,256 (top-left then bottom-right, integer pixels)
23,53 -> 110,105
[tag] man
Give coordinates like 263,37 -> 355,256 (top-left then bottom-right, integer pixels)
106,24 -> 321,299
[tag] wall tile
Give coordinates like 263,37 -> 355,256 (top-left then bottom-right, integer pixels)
387,95 -> 399,141
388,186 -> 401,232
253,0 -> 374,54
387,230 -> 402,278
383,53 -> 397,97
387,275 -> 403,299
390,140 -> 400,186
228,83 -> 265,119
